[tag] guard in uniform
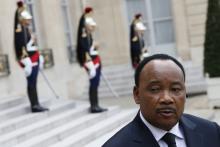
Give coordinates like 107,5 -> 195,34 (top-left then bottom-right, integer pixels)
14,1 -> 48,112
76,7 -> 107,113
130,13 -> 146,69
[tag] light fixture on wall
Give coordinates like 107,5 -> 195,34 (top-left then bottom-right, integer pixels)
0,54 -> 10,77
39,49 -> 54,69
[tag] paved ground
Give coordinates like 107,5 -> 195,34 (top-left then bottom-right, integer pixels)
98,94 -> 220,125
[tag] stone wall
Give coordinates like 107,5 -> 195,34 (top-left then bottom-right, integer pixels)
185,0 -> 208,65
0,1 -> 87,100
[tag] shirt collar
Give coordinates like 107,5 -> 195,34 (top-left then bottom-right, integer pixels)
139,111 -> 184,141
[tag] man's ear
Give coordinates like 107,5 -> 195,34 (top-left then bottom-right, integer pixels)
133,86 -> 141,104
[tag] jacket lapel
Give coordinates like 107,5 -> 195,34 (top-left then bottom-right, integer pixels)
180,115 -> 204,147
131,113 -> 160,147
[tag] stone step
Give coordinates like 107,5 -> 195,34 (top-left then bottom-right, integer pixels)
82,63 -> 207,99
186,82 -> 207,94
102,63 -> 203,76
98,74 -> 204,89
82,88 -> 133,99
185,109 -> 215,120
0,103 -> 89,147
0,99 -> 50,123
14,106 -> 120,147
98,77 -> 205,92
0,99 -> 76,136
102,64 -> 132,74
84,82 -> 133,94
0,96 -> 26,111
83,82 -> 206,99
102,68 -> 204,83
49,108 -> 137,147
100,76 -> 134,86
85,119 -> 132,147
101,71 -> 133,80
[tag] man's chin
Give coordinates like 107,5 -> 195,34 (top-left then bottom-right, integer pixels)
155,119 -> 178,131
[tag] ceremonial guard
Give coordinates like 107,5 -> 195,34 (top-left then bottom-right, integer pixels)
130,13 -> 147,69
76,7 -> 107,113
14,0 -> 48,112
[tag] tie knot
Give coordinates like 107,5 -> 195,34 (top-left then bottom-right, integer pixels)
162,133 -> 177,147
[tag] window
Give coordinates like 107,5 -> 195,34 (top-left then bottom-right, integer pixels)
126,0 -> 176,55
61,0 -> 75,63
151,0 -> 174,45
24,0 -> 43,47
24,0 -> 36,32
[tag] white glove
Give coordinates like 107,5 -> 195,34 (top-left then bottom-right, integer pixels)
94,63 -> 100,69
39,55 -> 44,70
26,38 -> 37,51
20,57 -> 32,77
89,46 -> 98,56
85,61 -> 96,79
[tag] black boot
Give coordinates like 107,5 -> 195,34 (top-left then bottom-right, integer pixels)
89,87 -> 107,113
31,105 -> 49,112
28,86 -> 49,113
27,86 -> 39,107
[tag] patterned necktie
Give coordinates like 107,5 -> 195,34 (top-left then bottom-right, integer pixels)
162,133 -> 177,147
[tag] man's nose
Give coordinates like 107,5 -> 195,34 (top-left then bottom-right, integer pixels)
160,91 -> 174,104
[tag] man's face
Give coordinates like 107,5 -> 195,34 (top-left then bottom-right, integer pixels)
86,24 -> 95,33
21,19 -> 31,26
133,60 -> 186,131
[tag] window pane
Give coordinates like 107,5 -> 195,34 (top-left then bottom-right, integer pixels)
151,0 -> 172,19
126,0 -> 150,46
154,20 -> 175,44
60,0 -> 75,62
62,7 -> 70,31
126,0 -> 148,23
24,0 -> 36,32
143,22 -> 151,46
27,5 -> 36,32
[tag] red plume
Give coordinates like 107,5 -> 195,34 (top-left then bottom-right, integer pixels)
84,7 -> 93,13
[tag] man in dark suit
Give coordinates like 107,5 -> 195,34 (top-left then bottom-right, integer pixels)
103,54 -> 220,147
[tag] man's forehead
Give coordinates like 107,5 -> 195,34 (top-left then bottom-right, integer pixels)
144,59 -> 180,69
142,59 -> 185,79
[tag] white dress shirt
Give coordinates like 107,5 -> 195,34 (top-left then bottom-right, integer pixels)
140,112 -> 187,147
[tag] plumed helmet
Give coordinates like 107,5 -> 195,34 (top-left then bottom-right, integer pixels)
135,13 -> 142,19
17,0 -> 24,7
135,22 -> 146,31
20,10 -> 32,20
84,7 -> 93,14
85,17 -> 97,26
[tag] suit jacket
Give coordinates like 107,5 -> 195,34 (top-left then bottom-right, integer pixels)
102,113 -> 220,147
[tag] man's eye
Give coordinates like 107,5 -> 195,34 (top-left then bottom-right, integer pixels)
150,87 -> 160,92
171,87 -> 181,92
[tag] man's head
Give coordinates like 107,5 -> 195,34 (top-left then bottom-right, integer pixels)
85,17 -> 96,33
17,0 -> 24,8
133,54 -> 186,131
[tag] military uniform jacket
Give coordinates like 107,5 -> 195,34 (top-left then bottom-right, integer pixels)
14,25 -> 39,67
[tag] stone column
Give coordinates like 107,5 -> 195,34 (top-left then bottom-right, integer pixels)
171,0 -> 191,60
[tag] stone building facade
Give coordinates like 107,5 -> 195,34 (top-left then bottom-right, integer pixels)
0,0 -> 208,99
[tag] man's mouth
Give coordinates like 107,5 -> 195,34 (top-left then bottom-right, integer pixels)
156,108 -> 176,118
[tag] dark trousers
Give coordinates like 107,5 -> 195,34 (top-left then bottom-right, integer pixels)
89,66 -> 101,107
26,65 -> 40,107
131,53 -> 141,69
